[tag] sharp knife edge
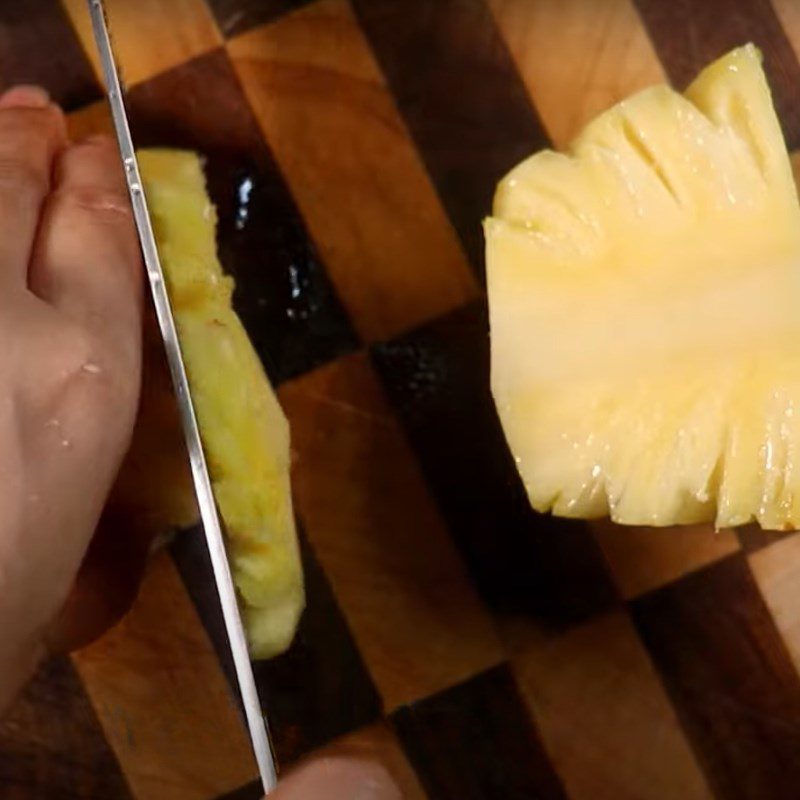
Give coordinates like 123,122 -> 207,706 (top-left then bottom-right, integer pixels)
85,1 -> 278,792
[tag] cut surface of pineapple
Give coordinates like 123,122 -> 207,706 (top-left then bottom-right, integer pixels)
139,149 -> 304,658
486,44 -> 800,530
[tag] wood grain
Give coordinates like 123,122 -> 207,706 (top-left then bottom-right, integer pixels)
489,0 -> 665,148
218,720 -> 428,800
207,0 -> 314,37
632,555 -> 800,800
173,526 -> 382,766
13,1 -> 800,797
506,610 -> 714,800
372,301 -> 619,624
591,521 -> 740,599
125,48 -> 359,383
63,0 -> 222,88
0,0 -> 100,109
635,0 -> 800,148
71,551 -> 257,800
0,656 -> 131,799
67,98 -> 114,141
749,534 -> 800,677
229,0 -> 478,344
279,352 -> 503,710
352,0 -> 549,272
773,0 -> 800,67
393,665 -> 568,800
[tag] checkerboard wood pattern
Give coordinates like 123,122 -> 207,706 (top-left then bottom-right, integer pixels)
3,1 -> 800,797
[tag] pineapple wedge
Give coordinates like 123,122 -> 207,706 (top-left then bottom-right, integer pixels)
486,44 -> 800,530
138,149 -> 304,658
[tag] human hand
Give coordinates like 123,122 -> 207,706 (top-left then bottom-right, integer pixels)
0,86 -> 403,799
0,85 -> 142,710
48,307 -> 195,654
271,755 -> 402,799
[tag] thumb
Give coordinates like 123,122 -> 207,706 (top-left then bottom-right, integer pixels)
271,757 -> 402,799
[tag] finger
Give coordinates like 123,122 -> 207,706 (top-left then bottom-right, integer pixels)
30,135 -> 142,342
0,85 -> 50,110
46,504 -> 154,653
0,86 -> 66,287
272,757 -> 402,800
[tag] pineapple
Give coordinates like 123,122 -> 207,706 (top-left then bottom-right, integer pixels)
485,44 -> 800,530
136,149 -> 304,658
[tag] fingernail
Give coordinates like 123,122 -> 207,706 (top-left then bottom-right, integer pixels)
0,85 -> 50,109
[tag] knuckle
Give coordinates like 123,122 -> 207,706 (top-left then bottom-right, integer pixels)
0,106 -> 61,142
0,157 -> 46,202
55,185 -> 133,224
76,133 -> 115,151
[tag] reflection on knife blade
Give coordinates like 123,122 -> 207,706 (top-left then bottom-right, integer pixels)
86,0 -> 280,792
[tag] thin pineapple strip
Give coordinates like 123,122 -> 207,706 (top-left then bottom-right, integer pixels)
139,149 -> 304,658
486,45 -> 800,530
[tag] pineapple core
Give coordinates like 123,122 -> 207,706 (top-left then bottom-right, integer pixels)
138,150 -> 304,658
486,44 -> 800,530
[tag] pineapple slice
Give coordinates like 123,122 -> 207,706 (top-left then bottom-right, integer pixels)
138,152 -> 233,309
486,44 -> 800,530
137,149 -> 304,658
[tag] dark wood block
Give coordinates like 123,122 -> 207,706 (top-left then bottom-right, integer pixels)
279,353 -> 503,711
217,719 -> 428,799
228,0 -> 479,345
506,609 -> 716,800
0,656 -> 130,799
632,554 -> 800,800
208,0 -> 315,37
372,301 -> 618,625
215,778 -> 263,800
252,533 -> 382,763
172,526 -> 382,767
736,524 -> 797,554
352,0 -> 549,274
126,48 -> 358,385
393,665 -> 567,800
0,0 -> 101,109
635,0 -> 800,148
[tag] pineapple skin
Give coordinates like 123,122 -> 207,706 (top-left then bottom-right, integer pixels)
138,149 -> 304,658
485,45 -> 800,531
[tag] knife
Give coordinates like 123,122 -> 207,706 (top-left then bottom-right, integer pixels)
85,0 -> 278,793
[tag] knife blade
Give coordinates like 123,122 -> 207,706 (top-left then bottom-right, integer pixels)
85,1 -> 278,793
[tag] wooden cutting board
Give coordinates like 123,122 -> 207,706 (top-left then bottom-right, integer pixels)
4,1 -> 800,798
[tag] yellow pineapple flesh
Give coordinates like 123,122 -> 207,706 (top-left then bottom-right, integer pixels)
138,149 -> 304,658
486,44 -> 800,530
